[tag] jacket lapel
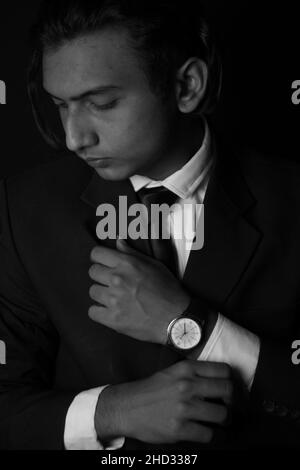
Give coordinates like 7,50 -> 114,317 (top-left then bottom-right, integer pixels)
182,144 -> 263,308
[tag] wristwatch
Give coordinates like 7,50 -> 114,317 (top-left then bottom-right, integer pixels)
166,312 -> 205,351
167,298 -> 214,351
166,298 -> 214,351
167,315 -> 203,351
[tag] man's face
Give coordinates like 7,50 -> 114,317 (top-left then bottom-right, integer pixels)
43,28 -> 181,181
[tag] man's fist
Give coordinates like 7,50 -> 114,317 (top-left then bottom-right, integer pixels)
95,360 -> 233,445
88,239 -> 190,344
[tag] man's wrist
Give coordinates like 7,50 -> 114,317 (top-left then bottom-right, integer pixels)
185,310 -> 219,359
94,384 -> 125,444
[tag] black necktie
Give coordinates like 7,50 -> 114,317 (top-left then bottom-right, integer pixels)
137,186 -> 178,276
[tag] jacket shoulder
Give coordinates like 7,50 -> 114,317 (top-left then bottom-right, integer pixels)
238,146 -> 300,178
2,153 -> 93,206
236,146 -> 300,201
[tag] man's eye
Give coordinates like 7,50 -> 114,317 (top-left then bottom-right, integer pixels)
88,100 -> 118,111
53,101 -> 67,110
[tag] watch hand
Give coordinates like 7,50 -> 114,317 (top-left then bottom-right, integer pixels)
184,322 -> 187,335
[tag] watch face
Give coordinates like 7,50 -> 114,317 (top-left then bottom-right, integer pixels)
170,317 -> 202,350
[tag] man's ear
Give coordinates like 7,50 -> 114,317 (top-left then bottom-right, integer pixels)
175,58 -> 208,113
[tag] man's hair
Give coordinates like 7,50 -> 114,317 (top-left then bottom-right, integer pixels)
28,0 -> 222,149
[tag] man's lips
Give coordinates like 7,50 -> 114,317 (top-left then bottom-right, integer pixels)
86,157 -> 105,162
85,157 -> 112,168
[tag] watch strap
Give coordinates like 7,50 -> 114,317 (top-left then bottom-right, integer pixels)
183,297 -> 213,323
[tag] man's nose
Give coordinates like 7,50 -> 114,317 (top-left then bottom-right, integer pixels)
65,110 -> 98,153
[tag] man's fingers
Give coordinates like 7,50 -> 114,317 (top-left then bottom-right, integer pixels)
170,362 -> 233,402
89,264 -> 112,286
193,361 -> 232,379
90,246 -> 123,268
193,377 -> 233,403
172,360 -> 232,380
88,304 -> 109,325
117,238 -> 139,256
89,284 -> 110,307
188,398 -> 230,426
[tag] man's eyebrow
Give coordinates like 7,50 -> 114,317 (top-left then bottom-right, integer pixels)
43,85 -> 122,102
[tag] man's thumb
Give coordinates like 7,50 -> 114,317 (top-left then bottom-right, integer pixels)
116,237 -> 136,255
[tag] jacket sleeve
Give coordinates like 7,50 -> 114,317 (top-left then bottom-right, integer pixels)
249,333 -> 300,446
0,179 -> 76,449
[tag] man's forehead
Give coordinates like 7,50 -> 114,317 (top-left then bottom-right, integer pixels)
42,29 -> 140,100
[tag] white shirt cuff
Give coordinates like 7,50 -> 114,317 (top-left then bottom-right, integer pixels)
64,386 -> 125,450
199,314 -> 261,391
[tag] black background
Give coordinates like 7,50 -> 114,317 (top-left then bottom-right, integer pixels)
0,1 -> 299,179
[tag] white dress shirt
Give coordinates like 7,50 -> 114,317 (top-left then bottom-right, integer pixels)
64,120 -> 260,450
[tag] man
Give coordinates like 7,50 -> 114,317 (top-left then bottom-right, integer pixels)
0,0 -> 300,450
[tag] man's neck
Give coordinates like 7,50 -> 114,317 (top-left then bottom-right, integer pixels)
140,116 -> 206,181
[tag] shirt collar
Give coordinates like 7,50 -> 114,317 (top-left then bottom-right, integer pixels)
130,119 -> 214,199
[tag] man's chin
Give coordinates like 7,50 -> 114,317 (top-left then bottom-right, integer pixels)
94,167 -> 133,182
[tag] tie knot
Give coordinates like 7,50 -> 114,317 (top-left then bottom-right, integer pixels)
138,186 -> 178,210
137,186 -> 178,275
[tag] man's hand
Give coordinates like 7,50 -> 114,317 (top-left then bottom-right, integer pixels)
95,360 -> 233,445
88,239 -> 190,344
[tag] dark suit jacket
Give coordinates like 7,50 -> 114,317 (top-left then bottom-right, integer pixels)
0,141 -> 300,450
